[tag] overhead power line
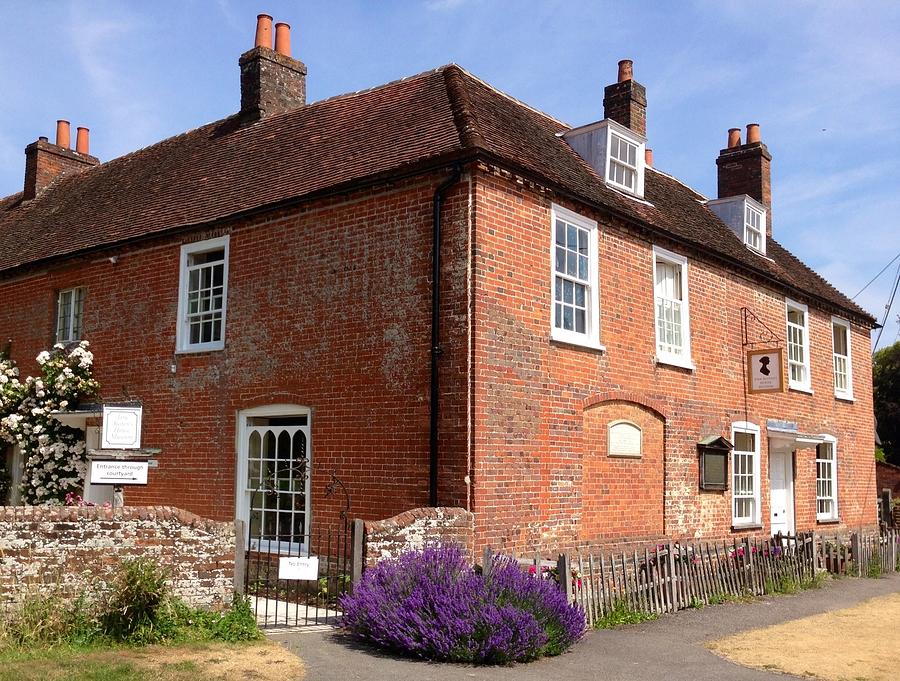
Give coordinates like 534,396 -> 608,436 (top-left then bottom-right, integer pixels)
873,261 -> 900,350
853,249 -> 900,300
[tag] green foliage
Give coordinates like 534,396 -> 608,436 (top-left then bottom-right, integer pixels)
875,447 -> 886,462
593,600 -> 657,629
210,594 -> 262,643
874,341 -> 900,465
101,559 -> 171,643
687,596 -> 704,609
0,591 -> 102,650
1,559 -> 261,653
866,561 -> 883,579
800,570 -> 827,590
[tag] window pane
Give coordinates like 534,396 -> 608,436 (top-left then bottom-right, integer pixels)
734,432 -> 754,453
555,222 -> 565,245
555,247 -> 565,273
833,324 -> 847,355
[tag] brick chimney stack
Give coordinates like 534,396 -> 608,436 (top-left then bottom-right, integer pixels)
240,14 -> 307,123
716,123 -> 773,235
603,59 -> 647,137
23,120 -> 99,200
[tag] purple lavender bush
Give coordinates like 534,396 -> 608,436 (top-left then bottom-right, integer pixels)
340,544 -> 584,664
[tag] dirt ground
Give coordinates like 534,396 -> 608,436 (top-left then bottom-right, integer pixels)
124,641 -> 306,680
0,640 -> 305,681
707,591 -> 900,681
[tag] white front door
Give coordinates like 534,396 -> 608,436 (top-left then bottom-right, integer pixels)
769,446 -> 794,536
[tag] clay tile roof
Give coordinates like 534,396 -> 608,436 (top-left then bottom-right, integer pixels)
0,63 -> 874,324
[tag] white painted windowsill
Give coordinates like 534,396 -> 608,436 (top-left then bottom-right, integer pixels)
655,354 -> 696,371
550,331 -> 605,353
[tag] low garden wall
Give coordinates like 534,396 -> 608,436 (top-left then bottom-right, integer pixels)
0,506 -> 235,609
363,506 -> 474,567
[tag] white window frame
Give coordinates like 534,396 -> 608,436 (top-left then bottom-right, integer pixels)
549,204 -> 602,350
652,246 -> 694,369
744,202 -> 766,255
604,120 -> 646,198
731,421 -> 761,526
56,286 -> 85,344
785,299 -> 811,392
235,404 -> 312,554
815,435 -> 839,521
831,317 -> 853,400
176,235 -> 230,353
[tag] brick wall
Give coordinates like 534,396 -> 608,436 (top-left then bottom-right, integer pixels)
0,506 -> 234,608
0,169 -> 471,530
363,507 -> 474,567
876,460 -> 900,497
471,165 -> 876,553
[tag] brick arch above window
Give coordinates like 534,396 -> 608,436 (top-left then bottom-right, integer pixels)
581,391 -> 668,421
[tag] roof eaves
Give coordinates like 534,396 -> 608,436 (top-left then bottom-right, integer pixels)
476,149 -> 877,327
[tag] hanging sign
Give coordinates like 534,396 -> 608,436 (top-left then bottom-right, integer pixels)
90,460 -> 149,485
746,348 -> 784,394
278,556 -> 319,581
101,405 -> 142,450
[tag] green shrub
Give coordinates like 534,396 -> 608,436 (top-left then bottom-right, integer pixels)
593,600 -> 657,629
211,594 -> 262,642
101,558 -> 171,643
0,591 -> 101,650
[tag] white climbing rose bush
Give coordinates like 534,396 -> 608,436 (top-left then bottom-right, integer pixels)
0,341 -> 100,504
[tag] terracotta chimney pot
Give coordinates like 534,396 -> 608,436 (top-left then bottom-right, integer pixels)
644,148 -> 653,166
56,120 -> 71,149
617,59 -> 633,83
746,123 -> 761,144
727,128 -> 741,148
254,14 -> 273,49
76,127 -> 89,154
274,22 -> 291,57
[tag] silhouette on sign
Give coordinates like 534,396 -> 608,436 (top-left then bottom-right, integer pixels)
759,356 -> 771,376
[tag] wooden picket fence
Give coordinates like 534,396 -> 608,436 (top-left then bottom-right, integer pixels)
547,533 -> 815,621
817,529 -> 900,577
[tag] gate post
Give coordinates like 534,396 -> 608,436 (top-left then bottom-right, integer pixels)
233,519 -> 246,596
558,553 -> 573,604
351,518 -> 365,587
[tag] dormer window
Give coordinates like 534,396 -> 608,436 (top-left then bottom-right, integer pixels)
562,119 -> 646,199
608,133 -> 638,192
745,203 -> 764,252
707,195 -> 767,255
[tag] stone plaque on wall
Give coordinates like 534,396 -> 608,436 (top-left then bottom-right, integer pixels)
608,420 -> 642,458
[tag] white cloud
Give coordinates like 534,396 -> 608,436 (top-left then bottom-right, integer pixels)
66,1 -> 161,156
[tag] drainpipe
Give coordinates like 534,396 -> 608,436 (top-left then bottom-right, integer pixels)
430,165 -> 462,507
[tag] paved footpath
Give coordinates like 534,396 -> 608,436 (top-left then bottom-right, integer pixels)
271,572 -> 900,681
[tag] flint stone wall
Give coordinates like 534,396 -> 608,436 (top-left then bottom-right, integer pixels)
363,506 -> 474,567
0,505 -> 234,609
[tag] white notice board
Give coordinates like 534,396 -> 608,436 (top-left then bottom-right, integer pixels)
90,460 -> 149,486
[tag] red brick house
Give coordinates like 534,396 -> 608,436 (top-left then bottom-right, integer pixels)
0,16 -> 878,554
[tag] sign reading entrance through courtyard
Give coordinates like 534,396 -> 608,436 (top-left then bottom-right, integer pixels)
746,348 -> 784,394
90,460 -> 149,485
278,556 -> 319,581
101,405 -> 143,450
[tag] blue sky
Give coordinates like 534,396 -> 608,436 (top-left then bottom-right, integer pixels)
1,0 -> 898,348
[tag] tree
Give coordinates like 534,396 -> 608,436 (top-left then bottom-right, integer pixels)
874,341 -> 900,465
